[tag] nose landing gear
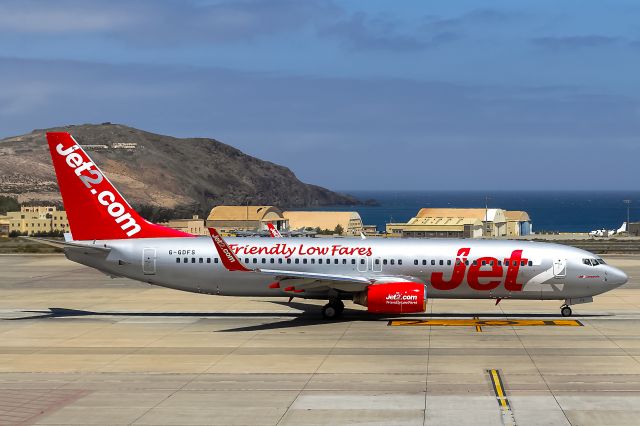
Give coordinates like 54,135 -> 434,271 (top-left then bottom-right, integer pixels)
560,305 -> 572,317
321,299 -> 345,319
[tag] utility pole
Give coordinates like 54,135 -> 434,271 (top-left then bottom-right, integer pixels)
623,199 -> 632,232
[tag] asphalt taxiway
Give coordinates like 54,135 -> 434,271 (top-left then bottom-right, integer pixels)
2,254 -> 640,425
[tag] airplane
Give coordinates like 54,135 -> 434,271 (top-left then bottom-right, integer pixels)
266,222 -> 282,238
30,132 -> 628,319
231,225 -> 315,238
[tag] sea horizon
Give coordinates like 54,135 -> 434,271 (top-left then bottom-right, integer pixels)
311,190 -> 640,233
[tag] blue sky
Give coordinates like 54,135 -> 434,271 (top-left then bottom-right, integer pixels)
1,0 -> 639,190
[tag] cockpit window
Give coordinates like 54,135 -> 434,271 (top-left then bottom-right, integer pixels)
597,258 -> 606,265
583,258 -> 601,266
583,258 -> 590,266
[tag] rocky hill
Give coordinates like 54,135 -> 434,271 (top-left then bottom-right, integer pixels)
0,123 -> 358,214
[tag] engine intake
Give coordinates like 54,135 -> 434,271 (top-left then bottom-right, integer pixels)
353,282 -> 427,314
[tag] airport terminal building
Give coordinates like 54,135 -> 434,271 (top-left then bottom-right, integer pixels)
0,206 -> 69,236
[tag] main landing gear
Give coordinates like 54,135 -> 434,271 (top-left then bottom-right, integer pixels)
560,305 -> 572,317
321,299 -> 344,319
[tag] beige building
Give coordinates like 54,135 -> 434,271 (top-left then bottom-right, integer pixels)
206,206 -> 288,232
0,218 -> 9,237
505,210 -> 532,236
386,208 -> 513,238
1,206 -> 69,235
159,215 -> 207,235
283,211 -> 364,236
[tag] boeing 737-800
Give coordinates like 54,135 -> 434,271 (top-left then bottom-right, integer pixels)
32,132 -> 628,319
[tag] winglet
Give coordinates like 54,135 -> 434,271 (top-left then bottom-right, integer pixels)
267,222 -> 282,238
207,227 -> 252,272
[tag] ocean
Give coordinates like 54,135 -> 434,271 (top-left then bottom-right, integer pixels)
308,191 -> 640,233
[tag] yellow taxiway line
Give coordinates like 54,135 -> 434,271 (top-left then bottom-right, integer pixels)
388,319 -> 583,327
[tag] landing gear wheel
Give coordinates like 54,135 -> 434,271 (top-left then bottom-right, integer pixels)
333,300 -> 345,315
321,304 -> 338,319
561,305 -> 572,317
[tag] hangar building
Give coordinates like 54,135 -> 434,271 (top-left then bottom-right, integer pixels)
505,210 -> 532,236
283,211 -> 364,236
386,208 -> 530,238
206,206 -> 288,233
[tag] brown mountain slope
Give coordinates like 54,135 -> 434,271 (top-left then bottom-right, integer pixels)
0,123 -> 358,212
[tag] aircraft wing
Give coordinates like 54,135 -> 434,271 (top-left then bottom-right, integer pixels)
20,236 -> 112,255
255,269 -> 423,293
207,227 -> 423,294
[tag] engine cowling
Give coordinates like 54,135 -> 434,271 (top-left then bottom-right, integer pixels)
353,282 -> 427,314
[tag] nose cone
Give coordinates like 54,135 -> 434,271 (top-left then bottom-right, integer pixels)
608,266 -> 628,288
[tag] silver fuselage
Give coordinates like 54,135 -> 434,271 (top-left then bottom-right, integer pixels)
65,236 -> 627,302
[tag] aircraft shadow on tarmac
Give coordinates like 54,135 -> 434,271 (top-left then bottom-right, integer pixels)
4,302 -> 611,332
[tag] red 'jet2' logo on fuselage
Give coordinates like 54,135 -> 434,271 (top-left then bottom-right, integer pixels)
430,248 -> 527,292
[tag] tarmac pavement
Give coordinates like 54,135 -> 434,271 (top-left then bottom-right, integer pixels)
1,254 -> 640,425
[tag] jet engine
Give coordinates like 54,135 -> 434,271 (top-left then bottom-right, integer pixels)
353,282 -> 427,314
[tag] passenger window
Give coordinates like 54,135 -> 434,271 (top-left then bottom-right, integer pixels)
472,260 -> 477,266
520,260 -> 526,266
360,259 -> 365,264
199,258 -> 203,263
431,260 -> 435,265
207,258 -> 211,263
482,260 -> 486,266
303,259 -> 308,264
287,259 -> 292,264
351,259 -> 356,265
191,258 -> 195,263
455,259 -> 461,266
390,259 -> 395,265
319,259 -> 323,264
342,259 -> 347,264
414,260 -> 418,265
184,258 -> 188,263
447,260 -> 451,266
490,260 -> 494,266
465,260 -> 469,265
422,260 -> 427,265
439,260 -> 443,265
295,259 -> 299,264
375,259 -> 380,265
214,258 -> 219,264
398,260 -> 402,265
245,258 -> 249,263
335,259 -> 339,264
176,258 -> 180,263
528,261 -> 532,266
261,258 -> 266,264
270,258 -> 275,264
253,258 -> 257,264
278,258 -> 283,264
383,259 -> 388,265
498,260 -> 502,266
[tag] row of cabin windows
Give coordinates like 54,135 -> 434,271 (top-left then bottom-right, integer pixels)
413,259 -> 533,267
177,257 -> 219,264
175,257 -> 531,267
175,257 -> 403,265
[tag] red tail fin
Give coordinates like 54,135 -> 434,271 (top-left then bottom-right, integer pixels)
46,132 -> 192,240
207,227 -> 251,272
266,222 -> 282,238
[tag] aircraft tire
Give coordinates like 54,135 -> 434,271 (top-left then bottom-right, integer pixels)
561,306 -> 572,317
322,303 -> 342,319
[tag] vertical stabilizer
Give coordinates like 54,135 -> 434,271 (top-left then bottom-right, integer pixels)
46,132 -> 192,241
